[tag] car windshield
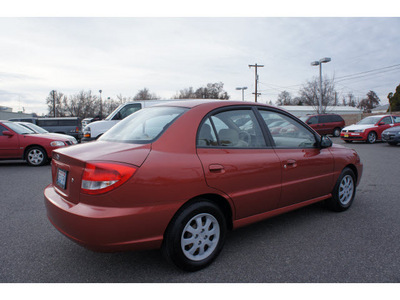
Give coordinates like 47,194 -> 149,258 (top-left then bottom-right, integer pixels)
100,106 -> 188,144
4,122 -> 35,134
299,117 -> 308,122
19,123 -> 49,134
357,116 -> 382,125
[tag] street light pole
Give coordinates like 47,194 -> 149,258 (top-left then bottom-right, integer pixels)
311,57 -> 331,114
236,87 -> 248,101
99,90 -> 102,118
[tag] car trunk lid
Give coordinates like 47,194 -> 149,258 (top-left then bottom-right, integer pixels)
51,141 -> 151,204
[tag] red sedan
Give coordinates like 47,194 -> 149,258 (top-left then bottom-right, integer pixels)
44,101 -> 363,271
340,114 -> 400,143
0,120 -> 74,166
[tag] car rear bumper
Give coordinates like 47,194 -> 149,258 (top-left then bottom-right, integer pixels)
44,184 -> 175,252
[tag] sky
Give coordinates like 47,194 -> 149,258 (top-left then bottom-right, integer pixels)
1,2 -> 400,115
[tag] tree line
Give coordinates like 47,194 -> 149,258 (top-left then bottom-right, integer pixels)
274,76 -> 389,113
46,82 -> 230,119
45,79 -> 400,119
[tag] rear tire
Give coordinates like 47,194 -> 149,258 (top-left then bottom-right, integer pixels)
333,127 -> 341,137
162,200 -> 227,271
326,168 -> 356,212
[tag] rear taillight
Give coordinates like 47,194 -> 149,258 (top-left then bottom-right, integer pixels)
81,162 -> 137,195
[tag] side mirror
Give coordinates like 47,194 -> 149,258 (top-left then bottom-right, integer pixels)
3,131 -> 14,137
307,121 -> 312,125
378,122 -> 385,126
320,135 -> 332,148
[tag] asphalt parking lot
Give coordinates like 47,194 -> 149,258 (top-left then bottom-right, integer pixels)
0,138 -> 399,283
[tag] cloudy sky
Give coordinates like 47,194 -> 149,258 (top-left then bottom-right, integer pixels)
1,3 -> 400,115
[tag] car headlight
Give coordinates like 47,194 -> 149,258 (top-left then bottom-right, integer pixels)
50,141 -> 65,147
354,129 -> 365,133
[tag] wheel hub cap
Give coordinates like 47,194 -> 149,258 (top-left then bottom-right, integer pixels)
181,213 -> 220,261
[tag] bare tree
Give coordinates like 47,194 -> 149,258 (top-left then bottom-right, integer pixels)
46,90 -> 67,117
174,82 -> 230,100
276,90 -> 293,105
342,92 -> 358,107
133,88 -> 159,100
299,76 -> 336,113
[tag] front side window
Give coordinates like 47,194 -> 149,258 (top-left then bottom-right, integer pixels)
112,103 -> 142,120
2,122 -> 34,134
197,109 -> 266,148
380,117 -> 392,125
259,110 -> 316,148
100,106 -> 188,144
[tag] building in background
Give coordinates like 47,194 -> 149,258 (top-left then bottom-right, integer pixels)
0,106 -> 34,120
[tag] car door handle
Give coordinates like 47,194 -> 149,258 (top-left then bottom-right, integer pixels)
283,159 -> 297,169
209,164 -> 225,173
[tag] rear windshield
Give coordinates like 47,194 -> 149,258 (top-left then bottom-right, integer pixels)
99,106 -> 188,144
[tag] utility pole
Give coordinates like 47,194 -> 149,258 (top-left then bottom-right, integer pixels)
249,63 -> 264,102
52,90 -> 56,117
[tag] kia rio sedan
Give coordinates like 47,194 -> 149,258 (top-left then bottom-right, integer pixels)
44,101 -> 363,271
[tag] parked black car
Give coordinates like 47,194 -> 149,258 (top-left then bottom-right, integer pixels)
382,126 -> 400,146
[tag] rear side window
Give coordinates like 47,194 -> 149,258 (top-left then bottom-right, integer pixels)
393,116 -> 400,124
100,106 -> 188,144
307,116 -> 318,124
318,115 -> 331,123
331,115 -> 344,122
197,109 -> 267,148
38,120 -> 58,126
58,120 -> 78,126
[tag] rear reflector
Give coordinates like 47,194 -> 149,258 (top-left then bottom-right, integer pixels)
81,162 -> 137,195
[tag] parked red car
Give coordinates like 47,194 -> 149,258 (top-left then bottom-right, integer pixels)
300,114 -> 345,137
340,114 -> 400,143
0,120 -> 74,166
44,101 -> 363,271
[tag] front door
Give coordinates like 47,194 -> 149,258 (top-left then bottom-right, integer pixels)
258,109 -> 335,208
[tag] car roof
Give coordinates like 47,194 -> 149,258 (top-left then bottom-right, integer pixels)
153,100 -> 275,110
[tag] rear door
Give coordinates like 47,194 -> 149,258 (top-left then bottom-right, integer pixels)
196,107 -> 282,219
376,116 -> 394,139
258,109 -> 334,208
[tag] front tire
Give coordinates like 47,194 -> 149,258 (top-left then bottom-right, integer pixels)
326,168 -> 356,212
25,146 -> 48,166
162,200 -> 227,271
366,131 -> 377,144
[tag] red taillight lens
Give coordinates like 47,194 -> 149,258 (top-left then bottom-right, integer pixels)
81,162 -> 137,195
